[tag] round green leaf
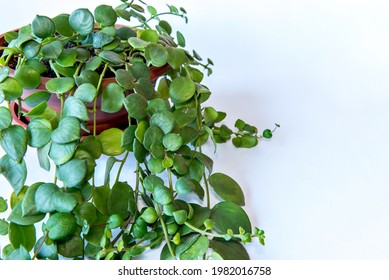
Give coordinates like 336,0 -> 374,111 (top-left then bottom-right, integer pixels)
0,197 -> 7,213
27,117 -> 52,148
173,105 -> 197,128
129,61 -> 150,80
46,77 -> 75,94
175,177 -> 195,195
57,48 -> 77,67
123,93 -> 148,119
46,212 -> 77,240
208,173 -> 245,206
134,77 -> 155,100
143,125 -> 164,150
141,207 -> 158,224
73,83 -> 97,103
69,8 -> 94,35
147,157 -> 165,175
210,202 -> 252,234
143,175 -> 164,192
9,222 -> 36,252
0,219 -> 8,235
94,4 -> 117,26
57,159 -> 87,187
145,43 -> 168,67
147,98 -> 169,116
78,136 -> 102,159
173,210 -> 187,225
0,66 -> 10,83
23,91 -> 51,107
163,133 -> 183,151
34,236 -> 58,260
128,37 -> 150,49
107,182 -> 133,219
74,202 -> 97,226
8,201 -> 45,226
0,77 -> 23,101
0,155 -> 27,195
34,183 -> 58,213
107,214 -> 124,229
153,185 -> 172,205
115,69 -> 134,90
49,141 -> 76,166
0,125 -> 28,162
52,14 -> 73,36
140,30 -> 159,43
98,128 -> 125,156
98,51 -> 125,66
51,116 -> 80,144
32,15 -> 55,38
92,32 -> 114,48
62,96 -> 89,122
167,47 -> 187,70
21,40 -> 41,59
209,239 -> 250,260
41,41 -> 63,59
102,83 -> 125,113
0,107 -> 12,130
150,111 -> 176,134
169,77 -> 196,104
21,182 -> 43,216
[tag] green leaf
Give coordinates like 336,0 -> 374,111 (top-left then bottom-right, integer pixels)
21,182 -> 43,216
62,96 -> 89,122
46,77 -> 75,94
0,66 -> 10,83
78,136 -> 102,159
92,32 -> 115,48
0,107 -> 12,130
210,239 -> 250,260
115,69 -> 134,90
143,175 -> 164,192
175,177 -> 196,195
57,48 -> 77,67
31,15 -> 55,39
121,126 -> 136,151
129,61 -> 150,80
0,77 -> 23,101
94,4 -> 117,26
147,98 -> 169,116
147,157 -> 164,174
74,83 -> 97,103
145,43 -> 168,67
58,235 -> 84,258
57,159 -> 87,187
173,106 -> 197,128
21,40 -> 41,59
0,197 -> 7,213
9,222 -> 36,252
51,116 -> 80,144
38,142 -> 51,171
150,111 -> 176,134
0,219 -> 8,235
102,83 -> 125,113
169,77 -> 195,104
134,77 -> 155,100
123,93 -> 148,119
5,246 -> 31,260
128,37 -> 150,49
23,101 -> 48,117
159,20 -> 172,35
195,152 -> 213,174
107,182 -> 133,219
143,125 -> 164,150
98,128 -> 125,156
92,185 -> 110,216
180,204 -> 210,236
34,183 -> 57,213
127,245 -> 146,257
69,8 -> 94,35
263,129 -> 273,139
74,202 -> 97,227
180,235 -> 209,260
167,47 -> 187,70
176,31 -> 186,47
0,155 -> 27,195
34,236 -> 58,260
208,173 -> 245,206
163,133 -> 183,151
52,14 -> 73,36
211,202 -> 251,234
41,41 -> 63,59
49,141 -> 76,166
8,201 -> 45,226
153,185 -> 172,205
14,65 -> 41,89
103,156 -> 119,186
140,30 -> 159,43
173,210 -> 187,225
46,212 -> 77,240
23,91 -> 51,107
141,207 -> 158,224
133,139 -> 147,163
27,117 -> 52,148
233,135 -> 258,148
99,51 -> 125,66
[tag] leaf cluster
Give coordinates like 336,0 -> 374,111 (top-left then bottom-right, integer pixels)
0,0 -> 277,260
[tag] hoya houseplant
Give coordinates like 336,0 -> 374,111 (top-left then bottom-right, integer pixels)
0,0 -> 278,260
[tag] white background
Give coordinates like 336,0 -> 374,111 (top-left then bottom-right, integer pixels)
1,0 -> 389,259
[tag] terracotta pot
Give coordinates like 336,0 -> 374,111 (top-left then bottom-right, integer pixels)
0,31 -> 169,135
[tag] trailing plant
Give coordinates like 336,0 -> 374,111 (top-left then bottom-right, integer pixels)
0,0 -> 278,260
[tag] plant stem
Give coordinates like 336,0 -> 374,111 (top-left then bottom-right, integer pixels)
32,231 -> 49,260
93,63 -> 109,136
184,221 -> 242,240
111,215 -> 133,245
167,168 -> 173,192
157,206 -> 176,259
199,146 -> 211,208
115,151 -> 130,183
